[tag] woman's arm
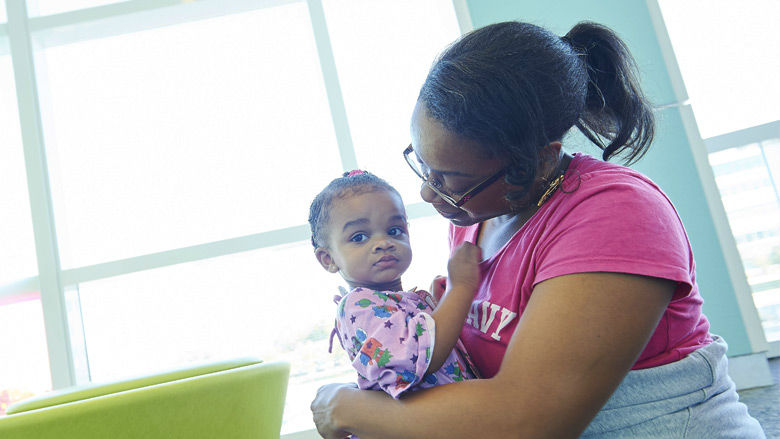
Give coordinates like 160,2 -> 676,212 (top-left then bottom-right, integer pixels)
312,271 -> 674,439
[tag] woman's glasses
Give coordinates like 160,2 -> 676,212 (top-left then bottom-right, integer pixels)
403,144 -> 505,208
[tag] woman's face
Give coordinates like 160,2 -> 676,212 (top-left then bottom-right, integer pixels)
409,102 -> 515,226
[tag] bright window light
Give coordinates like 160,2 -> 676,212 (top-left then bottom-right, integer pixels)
0,294 -> 52,416
26,0 -> 126,17
36,3 -> 342,268
3,1 -> 462,434
322,0 -> 462,203
658,0 -> 780,138
709,140 -> 780,342
0,54 -> 38,285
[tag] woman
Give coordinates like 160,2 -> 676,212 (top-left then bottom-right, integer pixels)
311,21 -> 765,438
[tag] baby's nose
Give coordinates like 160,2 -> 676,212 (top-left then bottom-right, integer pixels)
373,238 -> 395,251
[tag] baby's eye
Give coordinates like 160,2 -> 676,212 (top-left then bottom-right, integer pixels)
349,233 -> 368,243
388,226 -> 406,236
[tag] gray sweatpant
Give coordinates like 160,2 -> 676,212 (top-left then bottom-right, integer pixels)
581,336 -> 765,438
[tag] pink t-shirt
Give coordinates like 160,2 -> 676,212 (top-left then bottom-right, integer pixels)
450,153 -> 712,379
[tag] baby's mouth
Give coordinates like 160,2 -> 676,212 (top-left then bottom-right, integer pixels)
374,255 -> 399,266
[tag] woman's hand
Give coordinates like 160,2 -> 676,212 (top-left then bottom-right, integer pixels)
311,382 -> 357,439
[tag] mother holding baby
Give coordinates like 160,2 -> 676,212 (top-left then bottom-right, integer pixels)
311,20 -> 765,438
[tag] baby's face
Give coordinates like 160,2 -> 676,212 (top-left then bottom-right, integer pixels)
324,190 -> 412,290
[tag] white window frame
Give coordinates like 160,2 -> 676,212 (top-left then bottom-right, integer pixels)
703,119 -> 780,358
1,1 -> 472,435
647,0 -> 777,359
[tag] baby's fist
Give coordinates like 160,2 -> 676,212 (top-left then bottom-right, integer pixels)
447,242 -> 482,291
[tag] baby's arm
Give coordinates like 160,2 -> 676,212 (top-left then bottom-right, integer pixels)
427,242 -> 481,373
337,287 -> 438,398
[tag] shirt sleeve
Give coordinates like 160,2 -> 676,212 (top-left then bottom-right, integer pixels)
336,288 -> 437,399
534,175 -> 695,300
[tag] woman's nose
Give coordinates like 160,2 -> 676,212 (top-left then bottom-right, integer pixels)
420,182 -> 438,203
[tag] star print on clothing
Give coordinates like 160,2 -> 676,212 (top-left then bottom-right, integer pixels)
331,286 -> 477,400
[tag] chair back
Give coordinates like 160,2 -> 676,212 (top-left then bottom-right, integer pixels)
0,359 -> 290,439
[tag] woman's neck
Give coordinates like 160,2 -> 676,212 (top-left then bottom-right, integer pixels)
477,212 -> 532,260
477,153 -> 573,256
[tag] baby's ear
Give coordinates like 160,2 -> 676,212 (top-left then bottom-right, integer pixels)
315,247 -> 339,273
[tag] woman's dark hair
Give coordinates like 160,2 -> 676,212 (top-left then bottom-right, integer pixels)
418,21 -> 655,203
309,171 -> 403,248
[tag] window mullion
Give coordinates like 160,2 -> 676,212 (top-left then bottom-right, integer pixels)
451,0 -> 473,33
6,0 -> 76,389
306,0 -> 357,172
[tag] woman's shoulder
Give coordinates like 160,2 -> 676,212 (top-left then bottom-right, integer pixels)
570,153 -> 658,186
562,153 -> 674,210
536,153 -> 691,257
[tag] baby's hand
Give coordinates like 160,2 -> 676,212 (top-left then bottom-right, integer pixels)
430,275 -> 447,303
447,242 -> 482,292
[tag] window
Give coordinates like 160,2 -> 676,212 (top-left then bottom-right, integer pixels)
321,0 -> 461,201
708,138 -> 780,342
0,52 -> 38,285
1,0 -> 462,434
26,0 -> 126,17
658,0 -> 780,139
658,0 -> 780,346
0,293 -> 52,416
38,2 -> 342,268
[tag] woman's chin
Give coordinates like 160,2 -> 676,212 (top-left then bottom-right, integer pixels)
447,216 -> 478,227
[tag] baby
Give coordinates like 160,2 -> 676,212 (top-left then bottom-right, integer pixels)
309,170 -> 481,400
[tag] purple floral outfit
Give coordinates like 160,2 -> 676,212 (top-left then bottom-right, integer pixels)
331,287 -> 479,399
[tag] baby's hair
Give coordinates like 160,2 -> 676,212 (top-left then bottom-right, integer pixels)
309,170 -> 403,248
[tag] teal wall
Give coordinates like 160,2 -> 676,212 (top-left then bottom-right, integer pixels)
464,0 -> 753,355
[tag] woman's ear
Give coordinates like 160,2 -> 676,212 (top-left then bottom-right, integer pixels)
538,141 -> 564,178
315,247 -> 339,273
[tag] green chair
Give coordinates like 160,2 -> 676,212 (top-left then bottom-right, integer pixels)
0,357 -> 290,439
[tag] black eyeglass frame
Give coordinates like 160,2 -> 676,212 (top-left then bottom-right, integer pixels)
403,144 -> 506,208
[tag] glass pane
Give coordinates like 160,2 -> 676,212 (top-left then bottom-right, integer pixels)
37,3 -> 342,269
404,213 -> 450,289
322,0 -> 461,203
709,140 -> 780,342
0,293 -> 52,416
26,0 -> 126,17
1,1 -> 6,23
658,0 -> 780,138
77,213 -> 450,432
0,51 -> 38,285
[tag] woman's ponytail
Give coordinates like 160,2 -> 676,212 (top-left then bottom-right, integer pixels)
564,22 -> 655,164
417,21 -> 656,206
